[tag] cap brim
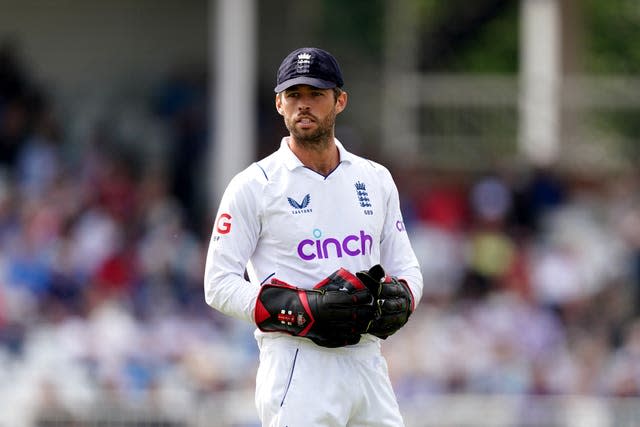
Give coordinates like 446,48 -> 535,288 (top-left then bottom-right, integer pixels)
274,77 -> 337,93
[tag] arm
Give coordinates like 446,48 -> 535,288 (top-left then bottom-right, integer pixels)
379,169 -> 423,305
204,170 -> 262,322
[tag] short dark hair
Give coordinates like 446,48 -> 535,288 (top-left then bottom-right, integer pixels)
278,86 -> 343,103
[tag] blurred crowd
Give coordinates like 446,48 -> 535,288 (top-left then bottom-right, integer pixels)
388,165 -> 640,401
2,41 -> 640,424
0,41 -> 254,424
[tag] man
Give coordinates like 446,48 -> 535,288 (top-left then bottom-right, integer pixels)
204,47 -> 423,426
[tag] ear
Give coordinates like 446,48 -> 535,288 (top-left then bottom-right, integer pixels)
275,93 -> 284,116
335,91 -> 348,114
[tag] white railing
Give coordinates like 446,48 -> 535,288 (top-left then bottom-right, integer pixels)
382,74 -> 640,172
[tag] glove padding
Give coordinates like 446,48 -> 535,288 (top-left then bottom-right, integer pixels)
255,268 -> 376,348
356,265 -> 414,339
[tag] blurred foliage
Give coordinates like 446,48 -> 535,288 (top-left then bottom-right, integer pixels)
312,0 -> 640,74
582,0 -> 640,167
584,0 -> 640,73
321,0 -> 385,61
286,0 -> 520,72
417,0 -> 518,72
414,0 -> 640,74
443,2 -> 518,73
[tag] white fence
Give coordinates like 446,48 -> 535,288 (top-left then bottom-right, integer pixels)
382,74 -> 640,172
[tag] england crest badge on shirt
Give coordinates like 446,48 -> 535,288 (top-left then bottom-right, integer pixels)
354,181 -> 373,216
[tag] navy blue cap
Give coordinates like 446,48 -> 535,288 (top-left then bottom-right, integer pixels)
274,47 -> 344,93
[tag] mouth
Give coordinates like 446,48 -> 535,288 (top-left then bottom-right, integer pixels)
296,115 -> 316,125
295,116 -> 317,130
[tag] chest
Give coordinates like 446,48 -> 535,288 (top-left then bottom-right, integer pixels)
261,167 -> 385,254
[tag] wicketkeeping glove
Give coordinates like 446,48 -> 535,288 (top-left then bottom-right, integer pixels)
254,268 -> 376,348
356,264 -> 414,339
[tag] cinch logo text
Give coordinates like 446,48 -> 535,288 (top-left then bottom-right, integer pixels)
297,230 -> 373,261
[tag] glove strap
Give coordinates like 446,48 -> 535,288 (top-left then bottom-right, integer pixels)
312,267 -> 368,291
254,280 -> 318,336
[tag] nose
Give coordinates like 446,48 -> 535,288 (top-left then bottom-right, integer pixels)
298,101 -> 311,111
296,92 -> 313,111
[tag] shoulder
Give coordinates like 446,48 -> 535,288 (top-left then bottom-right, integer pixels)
253,150 -> 283,182
229,151 -> 278,185
348,152 -> 395,183
223,150 -> 286,200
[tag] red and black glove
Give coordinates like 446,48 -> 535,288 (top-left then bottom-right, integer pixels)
254,269 -> 376,348
356,264 -> 414,339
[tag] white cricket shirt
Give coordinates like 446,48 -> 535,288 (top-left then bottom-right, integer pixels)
204,138 -> 423,341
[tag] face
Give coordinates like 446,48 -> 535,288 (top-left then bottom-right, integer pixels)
275,85 -> 347,146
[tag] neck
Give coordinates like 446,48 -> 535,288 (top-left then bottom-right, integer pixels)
287,136 -> 340,176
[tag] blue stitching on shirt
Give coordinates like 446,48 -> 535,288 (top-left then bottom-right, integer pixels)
256,163 -> 269,181
302,161 -> 343,180
260,272 -> 275,286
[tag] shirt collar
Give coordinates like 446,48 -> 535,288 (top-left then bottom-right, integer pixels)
279,137 -> 355,171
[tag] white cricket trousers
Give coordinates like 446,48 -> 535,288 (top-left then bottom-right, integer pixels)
254,334 -> 405,427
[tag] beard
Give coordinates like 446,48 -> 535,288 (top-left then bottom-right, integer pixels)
285,109 -> 337,149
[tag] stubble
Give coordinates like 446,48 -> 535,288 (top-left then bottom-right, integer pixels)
285,109 -> 337,151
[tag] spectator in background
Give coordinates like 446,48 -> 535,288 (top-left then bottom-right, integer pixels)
407,169 -> 468,299
510,167 -> 567,232
460,174 -> 516,299
613,177 -> 640,315
15,93 -> 64,200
